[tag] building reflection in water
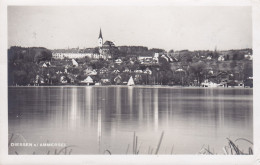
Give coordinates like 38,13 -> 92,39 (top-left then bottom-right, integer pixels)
7,87 -> 253,154
153,88 -> 158,131
85,87 -> 92,127
137,88 -> 144,123
128,87 -> 133,114
69,87 -> 78,129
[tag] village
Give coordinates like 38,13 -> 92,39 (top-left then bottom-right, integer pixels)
8,29 -> 253,88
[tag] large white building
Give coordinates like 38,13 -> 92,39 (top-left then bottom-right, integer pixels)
52,53 -> 93,59
52,28 -> 114,60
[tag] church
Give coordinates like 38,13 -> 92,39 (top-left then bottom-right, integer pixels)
52,28 -> 118,60
97,28 -> 117,60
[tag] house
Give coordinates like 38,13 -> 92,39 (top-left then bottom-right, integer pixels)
115,59 -> 123,64
123,67 -> 131,73
72,59 -> 78,67
100,78 -> 111,85
235,80 -> 244,87
201,79 -> 218,87
208,70 -> 214,75
161,54 -> 169,62
218,55 -> 225,61
244,77 -> 253,88
113,69 -> 120,74
161,54 -> 173,62
56,71 -> 62,74
89,69 -> 98,76
138,56 -> 153,64
84,66 -> 96,75
154,53 -> 159,58
40,61 -> 51,68
176,68 -> 184,72
60,76 -> 68,84
35,75 -> 44,85
143,68 -> 152,75
114,75 -> 122,84
42,63 -> 48,68
130,60 -> 135,65
99,40 -> 116,60
52,52 -> 93,60
67,74 -> 76,83
134,69 -> 143,73
244,54 -> 253,60
153,53 -> 159,63
134,74 -> 142,82
218,81 -> 228,87
99,67 -> 109,74
81,76 -> 94,85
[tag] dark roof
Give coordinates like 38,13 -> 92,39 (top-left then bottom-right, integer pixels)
103,41 -> 115,47
98,29 -> 103,39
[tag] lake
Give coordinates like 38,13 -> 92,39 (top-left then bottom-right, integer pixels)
8,86 -> 253,154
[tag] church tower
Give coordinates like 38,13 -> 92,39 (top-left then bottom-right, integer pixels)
98,28 -> 103,47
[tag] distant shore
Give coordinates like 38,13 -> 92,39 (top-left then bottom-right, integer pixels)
8,85 -> 252,89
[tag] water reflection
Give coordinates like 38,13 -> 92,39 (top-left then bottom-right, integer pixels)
8,87 -> 253,154
153,88 -> 158,131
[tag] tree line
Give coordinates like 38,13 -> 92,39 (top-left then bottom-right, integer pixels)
8,46 -> 253,87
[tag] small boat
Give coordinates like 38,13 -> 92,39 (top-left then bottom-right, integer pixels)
127,76 -> 135,86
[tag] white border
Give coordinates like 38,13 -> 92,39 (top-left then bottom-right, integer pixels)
0,0 -> 259,165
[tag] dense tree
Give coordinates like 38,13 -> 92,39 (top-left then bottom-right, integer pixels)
93,47 -> 100,54
34,49 -> 52,64
8,46 -> 253,86
229,60 -> 237,69
149,48 -> 165,53
91,59 -> 109,69
188,61 -> 206,85
243,61 -> 253,80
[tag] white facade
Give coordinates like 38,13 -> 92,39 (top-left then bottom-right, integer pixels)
115,59 -> 123,64
98,38 -> 103,47
52,53 -> 106,60
201,80 -> 218,88
218,55 -> 225,61
52,53 -> 93,59
244,54 -> 253,60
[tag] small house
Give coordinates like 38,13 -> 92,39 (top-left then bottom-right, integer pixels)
114,75 -> 122,84
143,68 -> 152,75
113,69 -> 120,74
81,76 -> 94,85
72,59 -> 78,67
115,59 -> 123,64
218,55 -> 225,61
99,67 -> 109,74
123,68 -> 131,73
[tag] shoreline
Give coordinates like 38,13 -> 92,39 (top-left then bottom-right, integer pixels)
8,85 -> 252,89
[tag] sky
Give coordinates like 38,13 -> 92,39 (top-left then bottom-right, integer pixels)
8,6 -> 252,51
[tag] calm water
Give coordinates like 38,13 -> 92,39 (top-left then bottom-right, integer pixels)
8,86 -> 253,154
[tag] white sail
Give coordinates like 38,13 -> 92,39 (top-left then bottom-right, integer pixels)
127,76 -> 135,86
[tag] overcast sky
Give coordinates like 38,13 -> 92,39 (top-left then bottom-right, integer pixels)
8,6 -> 252,51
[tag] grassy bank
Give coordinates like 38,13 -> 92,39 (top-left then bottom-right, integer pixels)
8,132 -> 253,155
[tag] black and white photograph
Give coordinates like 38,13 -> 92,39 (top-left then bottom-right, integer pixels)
1,0 -> 259,164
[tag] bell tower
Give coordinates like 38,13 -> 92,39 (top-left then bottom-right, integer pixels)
98,28 -> 103,47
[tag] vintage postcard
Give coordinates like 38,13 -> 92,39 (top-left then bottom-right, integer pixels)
0,0 -> 259,164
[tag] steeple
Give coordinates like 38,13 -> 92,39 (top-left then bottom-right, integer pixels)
98,28 -> 103,47
98,28 -> 103,39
